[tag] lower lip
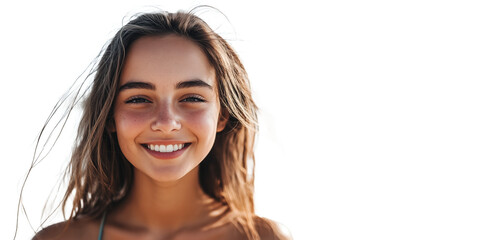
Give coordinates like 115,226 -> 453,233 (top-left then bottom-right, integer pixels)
143,144 -> 190,160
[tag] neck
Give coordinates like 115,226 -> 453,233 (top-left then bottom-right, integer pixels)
112,166 -> 225,232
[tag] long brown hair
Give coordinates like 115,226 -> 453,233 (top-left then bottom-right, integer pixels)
61,9 -> 260,238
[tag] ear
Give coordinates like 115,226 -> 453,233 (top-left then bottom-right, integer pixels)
217,108 -> 229,132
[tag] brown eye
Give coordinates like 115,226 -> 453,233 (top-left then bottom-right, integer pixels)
181,96 -> 206,103
126,97 -> 151,104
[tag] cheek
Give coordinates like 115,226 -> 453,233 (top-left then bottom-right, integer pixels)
183,107 -> 219,140
114,109 -> 151,139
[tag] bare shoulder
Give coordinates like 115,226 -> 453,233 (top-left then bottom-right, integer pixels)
254,216 -> 293,240
32,217 -> 99,240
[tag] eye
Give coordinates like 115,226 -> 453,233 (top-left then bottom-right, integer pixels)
181,95 -> 206,103
125,96 -> 151,104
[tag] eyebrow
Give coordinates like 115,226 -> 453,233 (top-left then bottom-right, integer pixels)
119,79 -> 213,91
119,81 -> 154,91
176,79 -> 213,90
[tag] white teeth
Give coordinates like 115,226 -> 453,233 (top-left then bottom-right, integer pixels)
166,145 -> 173,152
148,143 -> 185,153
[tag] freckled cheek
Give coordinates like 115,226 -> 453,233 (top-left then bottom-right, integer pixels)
182,108 -> 219,137
114,109 -> 153,135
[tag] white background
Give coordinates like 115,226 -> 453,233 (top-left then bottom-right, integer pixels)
1,0 -> 485,239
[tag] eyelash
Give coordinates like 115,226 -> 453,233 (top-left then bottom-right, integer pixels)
125,96 -> 151,104
181,95 -> 206,103
124,95 -> 206,104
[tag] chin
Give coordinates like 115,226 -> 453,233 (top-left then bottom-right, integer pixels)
143,164 -> 199,184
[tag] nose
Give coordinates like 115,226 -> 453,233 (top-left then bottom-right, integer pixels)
151,102 -> 181,133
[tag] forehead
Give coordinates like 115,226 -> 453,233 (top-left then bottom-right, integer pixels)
120,34 -> 216,87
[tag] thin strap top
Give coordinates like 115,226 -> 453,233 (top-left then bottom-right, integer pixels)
98,211 -> 107,240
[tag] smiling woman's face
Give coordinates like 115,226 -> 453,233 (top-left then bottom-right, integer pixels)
113,34 -> 227,183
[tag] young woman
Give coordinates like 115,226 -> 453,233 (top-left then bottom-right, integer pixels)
32,9 -> 289,240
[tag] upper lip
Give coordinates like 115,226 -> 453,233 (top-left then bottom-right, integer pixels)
141,140 -> 190,145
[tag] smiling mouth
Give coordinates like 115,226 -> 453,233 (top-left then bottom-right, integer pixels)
142,143 -> 191,153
